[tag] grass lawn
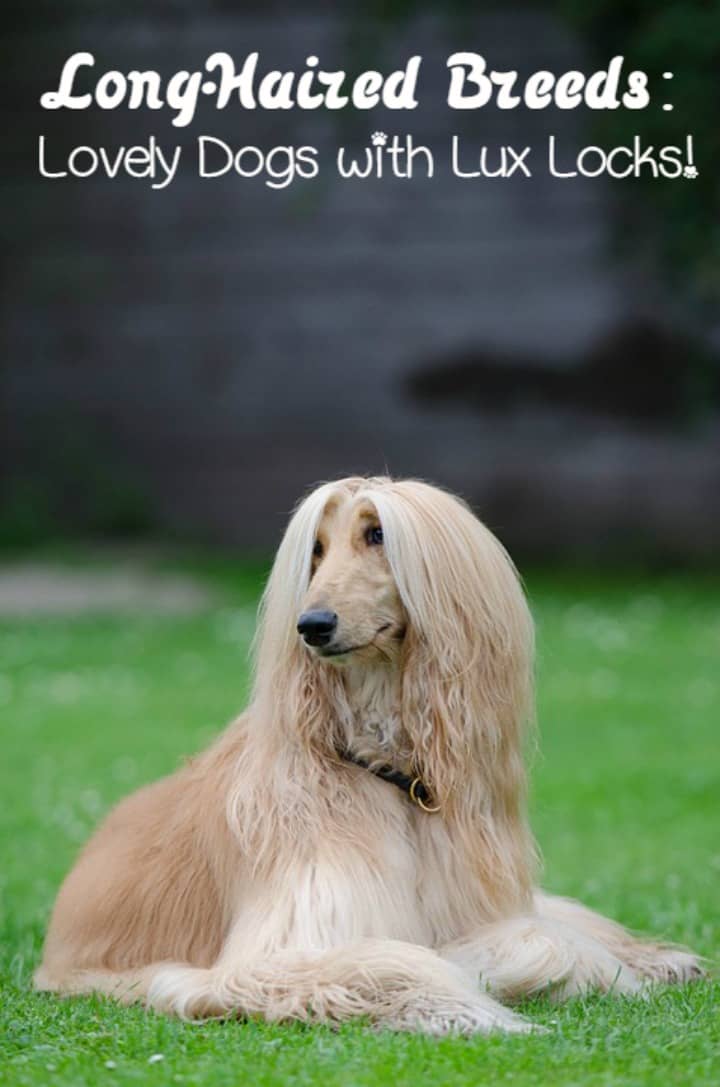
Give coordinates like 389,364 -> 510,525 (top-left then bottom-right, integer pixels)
1,562 -> 718,1086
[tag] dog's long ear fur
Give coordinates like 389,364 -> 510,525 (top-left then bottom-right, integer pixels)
364,481 -> 537,914
252,481 -> 346,753
232,482 -> 351,872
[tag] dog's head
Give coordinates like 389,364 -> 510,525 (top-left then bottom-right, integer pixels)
295,487 -> 406,665
255,474 -> 533,757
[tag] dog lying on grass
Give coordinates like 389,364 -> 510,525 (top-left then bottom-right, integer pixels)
36,477 -> 702,1033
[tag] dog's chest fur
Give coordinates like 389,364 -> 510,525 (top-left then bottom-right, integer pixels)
338,662 -> 410,764
231,665 -> 480,957
334,664 -> 483,946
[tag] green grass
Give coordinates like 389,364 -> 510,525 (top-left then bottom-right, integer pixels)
1,565 -> 718,1085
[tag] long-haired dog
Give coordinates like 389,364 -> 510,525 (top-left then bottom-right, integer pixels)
36,477 -> 702,1034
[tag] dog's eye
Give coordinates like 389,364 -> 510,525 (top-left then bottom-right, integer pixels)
365,526 -> 384,546
312,539 -> 323,558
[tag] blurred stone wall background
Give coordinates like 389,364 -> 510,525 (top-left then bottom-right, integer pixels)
2,2 -> 718,559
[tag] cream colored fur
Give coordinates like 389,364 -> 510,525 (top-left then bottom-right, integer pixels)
35,477 -> 703,1034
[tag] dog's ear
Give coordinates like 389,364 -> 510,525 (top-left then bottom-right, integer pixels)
253,480 -> 347,746
400,597 -> 530,808
401,609 -> 536,914
280,641 -> 346,752
389,487 -> 537,914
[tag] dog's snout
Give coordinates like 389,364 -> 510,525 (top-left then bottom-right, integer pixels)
297,609 -> 338,647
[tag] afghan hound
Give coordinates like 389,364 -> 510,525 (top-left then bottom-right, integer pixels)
36,477 -> 702,1034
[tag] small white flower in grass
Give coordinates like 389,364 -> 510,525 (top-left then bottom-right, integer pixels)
148,1054 -> 165,1064
105,1060 -> 117,1070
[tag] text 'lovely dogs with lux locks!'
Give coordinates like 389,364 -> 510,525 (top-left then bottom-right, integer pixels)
39,51 -> 695,189
42,51 -> 651,127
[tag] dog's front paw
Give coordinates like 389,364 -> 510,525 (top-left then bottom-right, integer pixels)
639,948 -> 706,986
147,965 -> 220,1019
381,993 -> 535,1036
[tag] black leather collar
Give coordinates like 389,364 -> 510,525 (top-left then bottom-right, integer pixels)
339,750 -> 440,813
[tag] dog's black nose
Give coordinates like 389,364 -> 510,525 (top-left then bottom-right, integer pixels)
297,610 -> 338,647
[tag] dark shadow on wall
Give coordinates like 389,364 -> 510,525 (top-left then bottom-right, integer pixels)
405,320 -> 720,428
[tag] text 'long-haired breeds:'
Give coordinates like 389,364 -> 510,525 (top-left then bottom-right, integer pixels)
35,477 -> 703,1034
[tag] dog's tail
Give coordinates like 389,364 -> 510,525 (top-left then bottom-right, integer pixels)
534,892 -> 705,986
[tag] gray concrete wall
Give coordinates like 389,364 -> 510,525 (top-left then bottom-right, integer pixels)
2,5 -> 718,557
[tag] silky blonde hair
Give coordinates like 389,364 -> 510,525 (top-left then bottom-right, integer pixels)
249,476 -> 537,912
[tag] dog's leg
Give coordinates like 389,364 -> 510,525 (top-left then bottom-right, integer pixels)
534,892 -> 705,985
146,939 -> 534,1035
34,963 -> 158,1004
37,942 -> 531,1034
441,915 -> 644,1003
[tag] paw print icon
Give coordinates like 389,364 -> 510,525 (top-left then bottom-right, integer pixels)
683,165 -> 698,179
371,131 -> 388,147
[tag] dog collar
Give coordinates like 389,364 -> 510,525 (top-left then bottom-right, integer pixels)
338,750 -> 440,813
